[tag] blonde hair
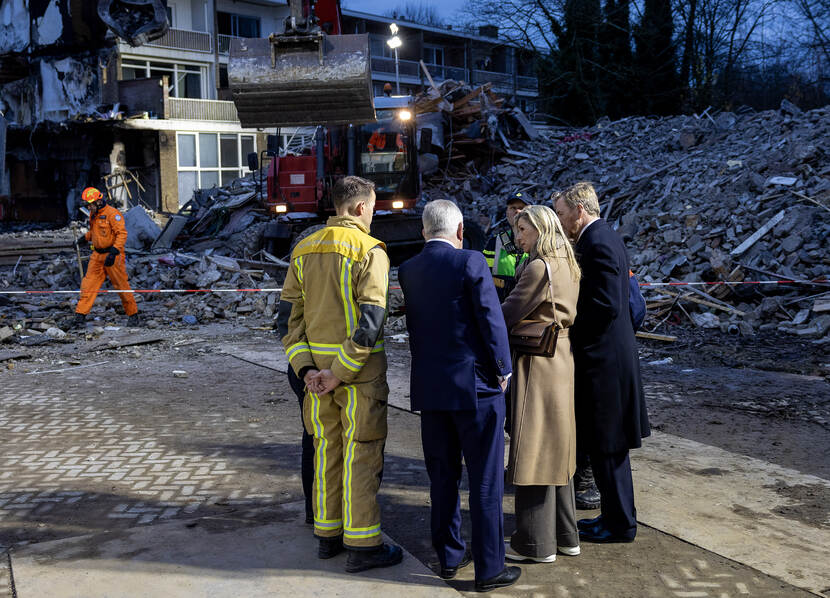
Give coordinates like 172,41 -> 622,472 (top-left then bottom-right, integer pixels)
551,181 -> 600,217
516,205 -> 581,281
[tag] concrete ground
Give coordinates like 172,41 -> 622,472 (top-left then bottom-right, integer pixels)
0,326 -> 828,597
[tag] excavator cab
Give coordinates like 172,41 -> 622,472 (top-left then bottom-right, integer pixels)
228,0 -> 375,128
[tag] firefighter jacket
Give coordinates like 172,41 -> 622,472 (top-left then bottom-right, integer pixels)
280,215 -> 390,385
85,205 -> 128,253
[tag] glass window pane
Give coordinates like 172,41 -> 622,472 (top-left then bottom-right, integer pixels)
184,72 -> 201,98
177,134 -> 196,167
150,61 -> 174,70
121,66 -> 141,80
199,133 -> 218,167
221,170 -> 239,186
241,136 -> 255,169
237,16 -> 260,37
220,134 -> 238,167
200,171 -> 219,189
178,171 -> 197,207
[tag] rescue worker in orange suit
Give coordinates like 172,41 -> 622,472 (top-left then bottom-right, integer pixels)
72,187 -> 139,327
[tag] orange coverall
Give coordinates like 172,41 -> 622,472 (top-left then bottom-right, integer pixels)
75,204 -> 138,316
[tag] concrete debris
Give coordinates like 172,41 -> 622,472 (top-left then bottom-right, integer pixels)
422,100 -> 830,340
124,206 -> 162,250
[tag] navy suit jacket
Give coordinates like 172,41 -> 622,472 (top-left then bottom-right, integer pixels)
399,240 -> 512,412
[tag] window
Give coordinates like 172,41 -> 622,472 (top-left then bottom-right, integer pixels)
177,133 -> 257,206
165,6 -> 173,26
217,11 -> 261,37
424,46 -> 444,66
121,58 -> 205,99
369,37 -> 393,59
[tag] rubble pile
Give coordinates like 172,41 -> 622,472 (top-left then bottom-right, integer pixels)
0,249 -> 283,339
424,100 -> 830,339
415,79 -> 539,176
155,171 -> 271,258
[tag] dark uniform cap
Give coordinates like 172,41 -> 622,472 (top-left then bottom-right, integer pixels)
506,191 -> 532,207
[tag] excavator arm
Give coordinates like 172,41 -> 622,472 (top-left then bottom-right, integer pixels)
97,0 -> 169,47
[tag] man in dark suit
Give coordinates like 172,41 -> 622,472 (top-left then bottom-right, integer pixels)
399,200 -> 521,593
554,182 -> 651,543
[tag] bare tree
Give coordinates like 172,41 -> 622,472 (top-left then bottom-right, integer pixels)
388,1 -> 444,27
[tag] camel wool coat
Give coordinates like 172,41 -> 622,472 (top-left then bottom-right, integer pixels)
501,254 -> 579,486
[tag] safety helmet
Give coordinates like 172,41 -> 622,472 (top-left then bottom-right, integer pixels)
81,187 -> 104,203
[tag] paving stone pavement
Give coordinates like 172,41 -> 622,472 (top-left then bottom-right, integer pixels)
0,374 -> 302,548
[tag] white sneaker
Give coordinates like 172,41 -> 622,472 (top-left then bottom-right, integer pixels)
505,544 -> 556,563
558,545 -> 581,556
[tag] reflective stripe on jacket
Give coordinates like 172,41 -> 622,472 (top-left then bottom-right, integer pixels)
281,215 -> 390,384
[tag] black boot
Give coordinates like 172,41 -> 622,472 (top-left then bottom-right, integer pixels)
72,313 -> 86,328
344,543 -> 403,573
318,535 -> 344,559
126,314 -> 140,327
574,463 -> 601,510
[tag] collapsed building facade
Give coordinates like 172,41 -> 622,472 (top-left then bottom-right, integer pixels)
0,0 -> 542,223
0,0 -> 273,222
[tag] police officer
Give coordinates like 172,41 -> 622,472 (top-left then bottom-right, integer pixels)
73,187 -> 139,327
278,176 -> 402,573
483,192 -> 530,301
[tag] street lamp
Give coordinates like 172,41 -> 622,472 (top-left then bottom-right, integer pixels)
387,23 -> 401,95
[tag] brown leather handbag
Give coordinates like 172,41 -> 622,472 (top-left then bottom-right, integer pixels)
509,260 -> 560,357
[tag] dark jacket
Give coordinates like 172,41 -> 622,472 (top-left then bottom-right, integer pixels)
399,240 -> 512,411
572,219 -> 650,454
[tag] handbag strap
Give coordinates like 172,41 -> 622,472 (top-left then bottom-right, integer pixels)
541,258 -> 561,330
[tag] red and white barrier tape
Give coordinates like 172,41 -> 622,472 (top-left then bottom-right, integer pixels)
0,279 -> 825,296
638,279 -> 827,288
0,288 -> 283,295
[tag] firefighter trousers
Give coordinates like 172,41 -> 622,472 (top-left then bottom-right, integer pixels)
303,376 -> 388,549
75,253 -> 138,316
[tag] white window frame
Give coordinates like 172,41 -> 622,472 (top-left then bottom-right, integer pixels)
121,57 -> 207,99
176,132 -> 257,205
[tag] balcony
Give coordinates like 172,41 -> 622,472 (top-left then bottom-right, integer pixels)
517,75 -> 538,93
168,98 -> 239,122
370,56 -> 421,79
422,63 -> 467,83
146,27 -> 212,53
472,69 -> 514,93
218,34 -> 237,55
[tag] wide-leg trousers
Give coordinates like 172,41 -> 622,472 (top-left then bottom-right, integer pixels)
303,379 -> 388,549
510,479 -> 578,557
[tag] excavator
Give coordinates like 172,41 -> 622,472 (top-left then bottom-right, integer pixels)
227,0 -> 426,262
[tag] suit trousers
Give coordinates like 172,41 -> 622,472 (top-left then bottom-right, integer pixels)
590,450 -> 637,539
421,395 -> 506,582
303,381 -> 387,548
75,253 -> 137,316
288,367 -> 314,521
510,479 -> 578,557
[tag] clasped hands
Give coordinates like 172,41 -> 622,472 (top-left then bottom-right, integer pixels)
303,368 -> 341,395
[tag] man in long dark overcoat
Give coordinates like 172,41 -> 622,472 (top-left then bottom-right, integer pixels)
554,182 -> 651,542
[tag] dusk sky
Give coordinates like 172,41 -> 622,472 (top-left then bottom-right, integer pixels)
340,0 -> 468,22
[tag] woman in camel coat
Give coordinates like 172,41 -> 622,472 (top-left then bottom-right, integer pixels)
501,204 -> 581,562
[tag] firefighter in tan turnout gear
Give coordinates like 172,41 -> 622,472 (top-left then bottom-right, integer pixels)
279,176 -> 403,573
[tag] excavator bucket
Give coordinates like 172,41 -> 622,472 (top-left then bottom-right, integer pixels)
229,32 -> 376,128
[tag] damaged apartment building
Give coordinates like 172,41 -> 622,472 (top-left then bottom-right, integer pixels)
0,0 -> 540,223
0,0 -> 278,222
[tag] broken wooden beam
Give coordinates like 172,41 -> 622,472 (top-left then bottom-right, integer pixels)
636,331 -> 678,342
730,210 -> 785,256
661,288 -> 746,316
